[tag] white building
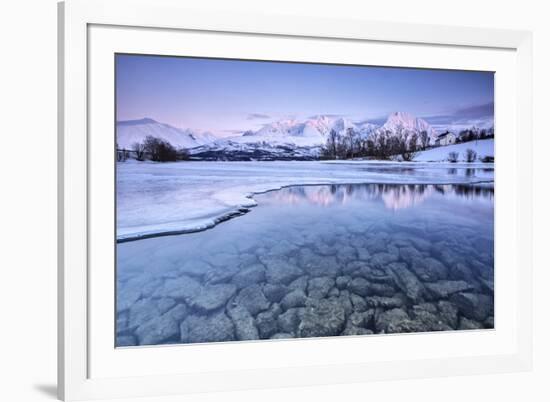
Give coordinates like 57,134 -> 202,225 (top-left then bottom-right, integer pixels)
435,131 -> 457,146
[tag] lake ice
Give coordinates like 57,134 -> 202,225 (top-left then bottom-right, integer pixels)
116,165 -> 494,346
116,160 -> 494,241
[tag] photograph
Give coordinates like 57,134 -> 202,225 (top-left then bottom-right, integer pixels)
115,54 -> 495,347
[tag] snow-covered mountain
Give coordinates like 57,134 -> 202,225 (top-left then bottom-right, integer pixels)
189,140 -> 322,161
381,112 -> 437,138
116,118 -> 216,149
236,118 -> 326,147
189,113 -> 436,160
117,113 -> 441,160
356,121 -> 379,136
188,116 -> 361,160
207,116 -> 378,149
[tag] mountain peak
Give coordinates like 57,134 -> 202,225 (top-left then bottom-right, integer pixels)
117,117 -> 159,126
116,118 -> 216,149
383,112 -> 435,136
386,111 -> 417,124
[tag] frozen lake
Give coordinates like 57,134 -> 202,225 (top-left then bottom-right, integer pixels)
116,161 -> 494,241
116,179 -> 494,346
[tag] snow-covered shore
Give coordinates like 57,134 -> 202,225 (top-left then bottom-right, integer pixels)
116,160 -> 494,242
414,139 -> 494,162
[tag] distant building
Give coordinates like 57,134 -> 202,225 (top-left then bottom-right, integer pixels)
435,131 -> 457,146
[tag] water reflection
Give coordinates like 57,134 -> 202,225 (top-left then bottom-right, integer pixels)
443,167 -> 492,178
117,181 -> 494,346
361,167 -> 417,174
266,183 -> 494,211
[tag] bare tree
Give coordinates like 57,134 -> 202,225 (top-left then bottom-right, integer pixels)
132,142 -> 146,161
409,133 -> 419,152
401,149 -> 418,162
364,138 -> 375,157
321,128 -> 422,161
448,151 -> 459,163
324,129 -> 338,159
373,131 -> 390,159
345,127 -> 358,158
356,138 -> 367,157
143,136 -> 177,162
465,148 -> 477,163
336,136 -> 347,159
398,132 -> 418,161
419,130 -> 429,149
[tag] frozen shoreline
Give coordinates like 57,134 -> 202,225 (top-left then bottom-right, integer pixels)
414,139 -> 493,162
116,160 -> 494,242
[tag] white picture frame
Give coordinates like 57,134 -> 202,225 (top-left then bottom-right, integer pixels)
58,0 -> 533,400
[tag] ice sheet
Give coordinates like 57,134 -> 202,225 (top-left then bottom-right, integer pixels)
116,160 -> 494,241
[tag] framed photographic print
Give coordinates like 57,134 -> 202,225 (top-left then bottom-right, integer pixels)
58,0 -> 533,400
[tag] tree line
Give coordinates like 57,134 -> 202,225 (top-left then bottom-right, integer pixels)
321,128 -> 430,161
456,127 -> 494,143
320,126 -> 494,161
448,149 -> 493,163
117,135 -> 189,162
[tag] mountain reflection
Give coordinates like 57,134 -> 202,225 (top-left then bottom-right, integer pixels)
265,183 -> 494,210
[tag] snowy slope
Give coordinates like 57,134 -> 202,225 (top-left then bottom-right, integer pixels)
414,139 -> 494,162
356,121 -> 379,136
224,116 -> 362,147
382,111 -> 437,138
118,113 -> 444,159
116,118 -> 215,149
193,112 -> 436,155
227,120 -> 325,147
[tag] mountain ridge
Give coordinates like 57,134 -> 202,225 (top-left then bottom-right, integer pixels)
116,112 -> 483,160
116,118 -> 216,149
201,113 -> 437,150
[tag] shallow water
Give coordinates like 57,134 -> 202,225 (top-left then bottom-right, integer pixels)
116,182 -> 494,347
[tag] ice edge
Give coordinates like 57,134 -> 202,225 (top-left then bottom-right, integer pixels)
116,177 -> 494,243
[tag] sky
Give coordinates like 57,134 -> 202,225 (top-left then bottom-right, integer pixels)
116,54 -> 494,137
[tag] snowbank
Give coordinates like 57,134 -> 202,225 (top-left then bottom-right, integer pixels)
414,139 -> 494,162
116,160 -> 494,242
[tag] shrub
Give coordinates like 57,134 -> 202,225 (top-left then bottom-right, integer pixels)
448,151 -> 459,163
143,136 -> 177,162
401,150 -> 418,162
464,148 -> 477,163
132,142 -> 146,161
